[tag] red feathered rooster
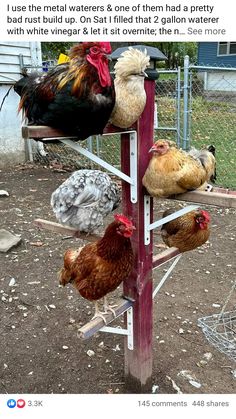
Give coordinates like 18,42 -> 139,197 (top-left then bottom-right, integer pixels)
14,42 -> 115,140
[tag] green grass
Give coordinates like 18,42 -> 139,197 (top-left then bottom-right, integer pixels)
156,96 -> 236,189
191,97 -> 236,189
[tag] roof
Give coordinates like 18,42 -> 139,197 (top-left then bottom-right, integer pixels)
111,45 -> 167,61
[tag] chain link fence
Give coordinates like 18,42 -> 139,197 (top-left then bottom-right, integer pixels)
32,60 -> 236,190
33,134 -> 121,172
155,69 -> 180,145
188,65 -> 236,189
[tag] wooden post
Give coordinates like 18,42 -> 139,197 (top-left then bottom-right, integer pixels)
121,79 -> 156,393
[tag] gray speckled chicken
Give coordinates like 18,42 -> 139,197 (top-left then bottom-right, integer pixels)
51,170 -> 120,233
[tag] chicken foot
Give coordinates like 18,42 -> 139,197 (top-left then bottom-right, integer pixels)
103,296 -> 117,318
91,301 -> 109,324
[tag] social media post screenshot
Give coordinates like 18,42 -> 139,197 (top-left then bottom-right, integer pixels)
0,0 -> 236,418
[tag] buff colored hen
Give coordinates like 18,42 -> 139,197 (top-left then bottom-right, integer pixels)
142,139 -> 216,198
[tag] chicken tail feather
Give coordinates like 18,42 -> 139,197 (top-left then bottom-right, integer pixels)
58,267 -> 72,286
59,247 -> 84,286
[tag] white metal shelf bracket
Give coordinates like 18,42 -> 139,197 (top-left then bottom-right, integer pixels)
153,254 -> 182,299
100,307 -> 134,350
144,195 -> 199,245
59,130 -> 138,203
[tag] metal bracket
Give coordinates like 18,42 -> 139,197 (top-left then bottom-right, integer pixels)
100,307 -> 134,350
60,130 -> 137,203
129,131 -> 138,203
144,195 -> 199,245
153,254 -> 182,298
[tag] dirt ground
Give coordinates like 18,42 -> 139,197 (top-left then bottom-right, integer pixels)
0,164 -> 235,394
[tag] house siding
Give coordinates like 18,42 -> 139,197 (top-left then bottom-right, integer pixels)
0,42 -> 42,167
0,42 -> 42,83
198,42 -> 236,67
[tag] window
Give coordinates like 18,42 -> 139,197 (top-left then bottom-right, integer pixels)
218,42 -> 236,55
229,43 -> 236,54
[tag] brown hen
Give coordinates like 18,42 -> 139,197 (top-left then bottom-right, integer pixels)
59,214 -> 135,322
161,208 -> 211,253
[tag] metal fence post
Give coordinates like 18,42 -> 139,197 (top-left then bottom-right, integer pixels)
86,137 -> 93,153
176,66 -> 181,147
188,70 -> 193,148
183,55 -> 190,150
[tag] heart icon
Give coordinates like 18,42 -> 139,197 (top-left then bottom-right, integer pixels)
17,399 -> 26,408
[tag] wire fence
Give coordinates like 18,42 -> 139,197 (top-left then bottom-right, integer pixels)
33,134 -> 121,172
32,60 -> 236,190
189,65 -> 236,189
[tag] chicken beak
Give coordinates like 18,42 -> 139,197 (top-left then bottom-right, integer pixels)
148,145 -> 155,153
124,225 -> 136,237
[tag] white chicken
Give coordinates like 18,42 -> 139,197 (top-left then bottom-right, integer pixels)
51,170 -> 120,233
110,47 -> 150,128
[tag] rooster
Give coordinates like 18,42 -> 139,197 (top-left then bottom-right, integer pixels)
50,169 -> 120,233
110,47 -> 150,128
14,42 -> 115,140
59,214 -> 135,322
161,208 -> 211,252
142,139 -> 216,198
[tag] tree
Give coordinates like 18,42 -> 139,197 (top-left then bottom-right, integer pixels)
41,42 -> 74,61
40,42 -> 197,69
144,42 -> 197,68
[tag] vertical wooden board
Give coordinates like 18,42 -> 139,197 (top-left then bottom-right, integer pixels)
121,79 -> 155,393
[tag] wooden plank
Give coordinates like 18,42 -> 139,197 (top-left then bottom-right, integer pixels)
212,187 -> 236,195
78,298 -> 133,339
22,123 -> 134,141
153,247 -> 180,269
103,123 -> 135,135
22,125 -> 69,140
172,189 -> 236,208
33,218 -> 101,242
122,79 -> 155,393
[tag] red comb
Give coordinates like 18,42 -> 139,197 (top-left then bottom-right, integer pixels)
98,42 -> 112,54
114,214 -> 133,226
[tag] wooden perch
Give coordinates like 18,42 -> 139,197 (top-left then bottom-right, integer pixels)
171,189 -> 236,208
22,124 -> 133,141
22,125 -> 72,141
78,297 -> 133,339
153,247 -> 180,269
33,218 -> 101,242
